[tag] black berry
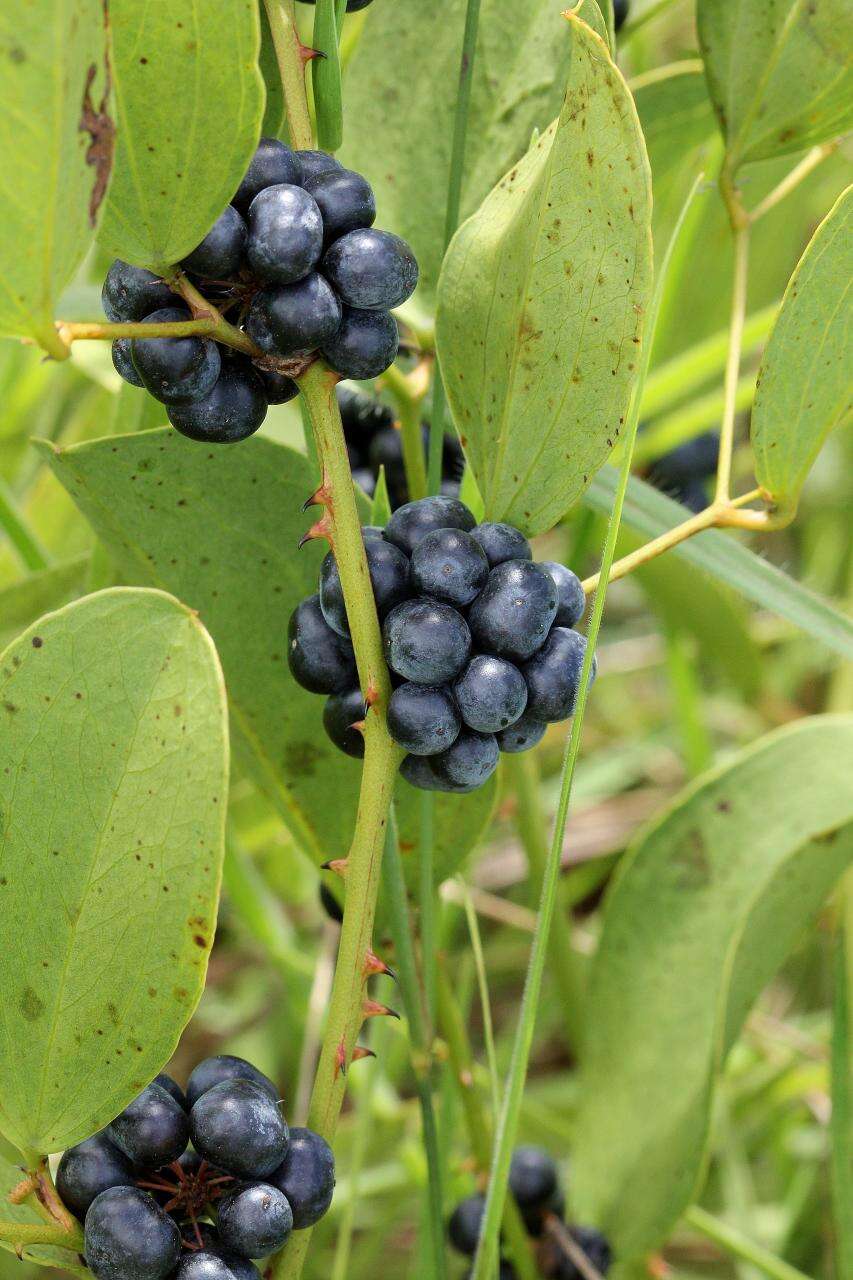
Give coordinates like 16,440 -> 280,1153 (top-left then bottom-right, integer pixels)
216,1182 -> 293,1258
294,148 -> 343,184
181,205 -> 247,278
471,521 -> 532,567
174,1251 -> 261,1280
111,338 -> 144,387
383,599 -> 471,685
542,562 -> 586,628
233,137 -> 301,213
268,1127 -> 335,1229
288,595 -> 358,695
387,682 -> 461,755
454,655 -> 527,733
319,537 -> 410,636
83,1186 -> 181,1280
130,307 -> 221,406
431,728 -> 500,791
56,1133 -> 135,1221
107,1081 -> 189,1169
189,1079 -> 289,1179
522,627 -> 594,722
323,228 -> 418,310
304,167 -> 376,243
322,688 -> 366,758
468,560 -> 558,662
246,274 -> 342,356
410,527 -> 489,608
102,260 -> 173,322
448,1193 -> 486,1255
496,710 -> 547,754
320,305 -> 399,379
384,495 -> 476,556
166,358 -> 267,443
186,1055 -> 279,1109
246,184 -> 324,284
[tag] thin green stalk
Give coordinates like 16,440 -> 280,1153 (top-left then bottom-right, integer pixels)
458,878 -> 500,1118
383,815 -> 447,1280
634,371 -> 756,466
0,479 -> 49,571
715,170 -> 751,504
419,793 -> 437,1021
263,0 -> 314,150
312,0 -> 346,151
470,175 -> 706,1280
831,869 -> 853,1278
331,1024 -> 384,1280
663,626 -> 713,777
685,1206 -> 814,1280
427,0 -> 482,493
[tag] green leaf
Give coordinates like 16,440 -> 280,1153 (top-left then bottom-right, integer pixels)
697,0 -> 853,170
0,2 -> 111,352
45,429 -> 493,877
572,715 -> 853,1258
0,587 -> 228,1155
339,0 -> 579,312
0,556 -> 89,650
98,0 -> 264,269
752,185 -> 853,516
584,466 -> 853,660
370,467 -> 392,526
259,2 -> 286,139
0,1148 -> 83,1271
435,12 -> 653,536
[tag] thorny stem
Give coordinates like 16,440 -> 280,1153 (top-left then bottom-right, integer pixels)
263,0 -> 315,150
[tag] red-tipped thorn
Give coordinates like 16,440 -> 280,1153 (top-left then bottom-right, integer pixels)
334,1036 -> 348,1080
320,857 -> 349,879
364,681 -> 380,707
363,949 -> 396,981
298,41 -> 326,65
301,474 -> 331,512
298,513 -> 333,550
351,1046 -> 376,1063
363,999 -> 400,1021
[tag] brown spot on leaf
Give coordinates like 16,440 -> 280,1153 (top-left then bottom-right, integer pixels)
20,986 -> 44,1022
79,8 -> 115,226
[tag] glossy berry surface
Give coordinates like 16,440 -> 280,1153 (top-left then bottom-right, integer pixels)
322,688 -> 366,758
387,682 -> 461,755
247,184 -> 324,284
84,1186 -> 181,1280
542,562 -> 586,628
216,1182 -> 293,1258
320,305 -> 398,379
130,308 -> 221,406
189,1078 -> 289,1178
246,274 -> 342,356
410,527 -> 489,607
111,338 -> 143,387
167,359 -> 267,443
454,655 -> 527,733
268,1127 -> 335,1229
523,627 -> 594,722
431,728 -> 500,791
288,595 -> 358,695
471,521 -> 532,567
448,1192 -> 486,1255
153,1073 -> 187,1109
319,537 -> 410,636
186,1054 -> 278,1109
323,228 -> 418,310
174,1252 -> 261,1280
509,1145 -> 562,1234
305,167 -> 376,242
181,205 -> 247,278
399,753 -> 442,791
383,599 -> 471,685
495,710 -> 547,754
384,495 -> 476,556
468,560 -> 558,662
294,148 -> 343,183
107,1081 -> 189,1169
56,1133 -> 135,1221
256,366 -> 299,405
232,137 -> 301,212
102,260 -> 174,322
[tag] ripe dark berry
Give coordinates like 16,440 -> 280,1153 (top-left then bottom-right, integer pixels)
448,1193 -> 486,1255
410,528 -> 489,607
470,521 -> 532,567
216,1182 -> 293,1257
107,1081 -> 189,1169
174,1251 -> 261,1280
368,426 -> 408,505
319,537 -> 410,636
319,881 -> 344,922
387,682 -> 461,755
323,688 -> 366,758
320,305 -> 399,379
246,274 -> 342,356
542,562 -> 585,629
102,260 -> 173,322
304,168 -> 376,243
167,358 -> 267,443
288,595 -> 358,695
465,1265 -> 516,1280
111,338 -> 144,387
613,0 -> 629,31
268,1127 -> 335,1229
522,627 -> 595,722
362,524 -> 386,539
189,1079 -> 289,1178
384,495 -> 476,556
353,467 -> 376,495
509,1146 -> 561,1235
454,655 -> 527,733
383,599 -> 471,684
468,560 -> 558,662
294,148 -> 343,184
431,728 -> 499,791
647,431 -> 718,511
247,184 -> 324,284
153,1073 -> 187,1109
186,1055 -> 279,1109
181,205 -> 247,278
84,1186 -> 181,1280
323,228 -> 418,310
56,1133 -> 135,1221
550,1226 -> 612,1278
495,710 -> 547,754
256,366 -> 299,405
399,753 -> 442,791
130,308 -> 221,405
233,137 -> 301,213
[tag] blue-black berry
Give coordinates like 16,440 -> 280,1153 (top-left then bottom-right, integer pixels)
454,655 -> 527,733
56,1133 -> 135,1221
107,1081 -> 189,1169
288,595 -> 358,695
383,599 -> 471,685
410,527 -> 489,607
189,1078 -> 289,1179
246,184 -> 324,284
131,308 -> 221,406
496,710 -> 547,754
233,137 -> 301,213
294,149 -> 343,184
448,1193 -> 486,1255
268,1127 -> 335,1229
319,537 -> 410,636
304,168 -> 376,243
322,688 -> 366,758
542,562 -> 586,628
387,682 -> 461,755
84,1186 -> 181,1280
431,728 -> 500,791
166,358 -> 268,444
322,228 -> 418,310
384,495 -> 476,556
522,627 -> 595,722
181,206 -> 247,278
186,1054 -> 279,1109
246,275 -> 342,357
470,521 -> 532,567
320,306 -> 399,380
173,1251 -> 261,1280
111,338 -> 144,387
216,1182 -> 293,1257
102,260 -> 174,322
468,560 -> 558,662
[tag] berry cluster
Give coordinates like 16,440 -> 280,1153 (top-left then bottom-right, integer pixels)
449,1147 -> 611,1280
56,1056 -> 334,1280
338,386 -> 464,508
105,137 -> 417,444
288,495 -> 593,792
646,430 -> 719,513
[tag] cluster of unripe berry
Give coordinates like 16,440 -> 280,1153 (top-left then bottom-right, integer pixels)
288,495 -> 593,792
449,1146 -> 611,1279
56,1055 -> 334,1280
104,137 -> 417,444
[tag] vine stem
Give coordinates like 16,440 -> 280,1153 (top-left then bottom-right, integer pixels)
715,170 -> 751,504
263,0 -> 314,150
685,1206 -> 813,1280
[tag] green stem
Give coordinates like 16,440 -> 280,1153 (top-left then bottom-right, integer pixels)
663,626 -> 713,777
0,480 -> 49,572
419,793 -> 437,1021
383,814 -> 446,1280
57,316 -> 258,356
458,878 -> 500,1117
715,169 -> 751,504
263,0 -> 315,150
0,1220 -> 84,1251
685,1206 -> 814,1280
428,0 -> 482,493
831,869 -> 853,1277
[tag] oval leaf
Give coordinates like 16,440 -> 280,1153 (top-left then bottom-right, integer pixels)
98,0 -> 264,269
697,0 -> 853,170
0,2 -> 111,350
0,588 -> 228,1155
435,13 -> 653,536
572,715 -> 853,1258
752,185 -> 853,516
